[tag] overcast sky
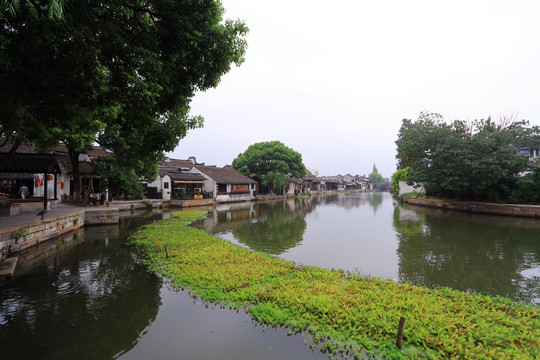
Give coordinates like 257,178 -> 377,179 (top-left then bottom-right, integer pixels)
168,0 -> 540,178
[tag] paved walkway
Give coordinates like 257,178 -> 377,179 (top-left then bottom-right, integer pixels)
0,203 -> 102,230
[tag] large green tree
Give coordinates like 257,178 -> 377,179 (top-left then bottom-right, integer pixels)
232,141 -> 307,194
395,111 -> 533,201
1,0 -> 248,197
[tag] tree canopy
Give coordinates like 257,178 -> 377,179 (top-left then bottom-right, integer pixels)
395,112 -> 537,201
232,141 -> 307,193
1,0 -> 248,196
1,0 -> 65,18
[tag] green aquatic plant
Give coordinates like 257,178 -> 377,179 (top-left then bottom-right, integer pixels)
13,226 -> 29,240
129,210 -> 539,359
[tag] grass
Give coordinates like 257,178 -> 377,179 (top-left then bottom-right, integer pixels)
128,210 -> 539,359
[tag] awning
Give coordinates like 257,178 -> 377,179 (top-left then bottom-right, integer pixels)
0,172 -> 35,180
173,180 -> 205,184
0,153 -> 60,173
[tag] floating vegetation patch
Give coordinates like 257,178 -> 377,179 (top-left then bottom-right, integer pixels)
129,210 -> 539,359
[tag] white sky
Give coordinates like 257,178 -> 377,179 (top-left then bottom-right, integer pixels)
168,0 -> 540,178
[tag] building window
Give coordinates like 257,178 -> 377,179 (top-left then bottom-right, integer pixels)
164,182 -> 169,189
217,183 -> 227,193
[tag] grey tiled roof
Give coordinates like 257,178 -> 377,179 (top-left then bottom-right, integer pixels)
166,172 -> 206,182
55,153 -> 93,175
195,165 -> 256,184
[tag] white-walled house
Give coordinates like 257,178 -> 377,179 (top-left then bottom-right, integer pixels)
191,165 -> 257,202
286,175 -> 302,196
143,157 -> 207,200
144,173 -> 172,200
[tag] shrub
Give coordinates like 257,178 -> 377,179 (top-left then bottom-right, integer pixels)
516,165 -> 540,204
391,168 -> 409,196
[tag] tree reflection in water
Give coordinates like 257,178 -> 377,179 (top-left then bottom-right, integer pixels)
198,192 -> 539,305
393,205 -> 540,304
233,200 -> 308,255
0,218 -> 162,360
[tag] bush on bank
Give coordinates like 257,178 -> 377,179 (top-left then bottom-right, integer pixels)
128,210 -> 539,359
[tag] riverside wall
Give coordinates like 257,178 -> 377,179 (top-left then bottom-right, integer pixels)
169,199 -> 215,208
0,208 -> 119,254
403,197 -> 540,218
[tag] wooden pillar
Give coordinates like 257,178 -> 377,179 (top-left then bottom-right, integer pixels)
54,172 -> 58,201
43,172 -> 48,210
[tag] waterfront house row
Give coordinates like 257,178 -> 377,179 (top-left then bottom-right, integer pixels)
140,157 -> 258,202
0,137 -> 317,206
319,174 -> 376,191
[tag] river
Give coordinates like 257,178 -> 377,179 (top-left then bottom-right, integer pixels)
1,193 -> 539,359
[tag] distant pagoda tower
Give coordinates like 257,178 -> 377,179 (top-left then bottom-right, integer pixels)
372,164 -> 378,174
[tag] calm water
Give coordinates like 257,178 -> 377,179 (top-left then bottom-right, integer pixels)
0,210 -> 330,360
200,193 -> 540,304
1,193 -> 539,359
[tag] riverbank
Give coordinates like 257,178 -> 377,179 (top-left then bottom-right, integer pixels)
402,197 -> 540,218
129,210 -> 539,359
0,200 -> 164,257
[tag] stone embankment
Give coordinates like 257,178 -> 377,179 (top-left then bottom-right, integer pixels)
0,200 -> 164,256
0,209 -> 117,254
403,197 -> 540,218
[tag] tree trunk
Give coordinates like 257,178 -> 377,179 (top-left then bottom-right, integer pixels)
68,149 -> 81,203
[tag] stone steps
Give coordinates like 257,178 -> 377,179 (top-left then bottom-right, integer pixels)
0,257 -> 18,280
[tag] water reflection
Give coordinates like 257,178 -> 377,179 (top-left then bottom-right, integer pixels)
199,199 -> 312,254
200,192 -> 399,278
1,211 -> 334,360
233,201 -> 308,255
0,217 -> 163,360
2,196 -> 538,359
393,205 -> 540,303
315,192 -> 385,213
199,192 -> 540,304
